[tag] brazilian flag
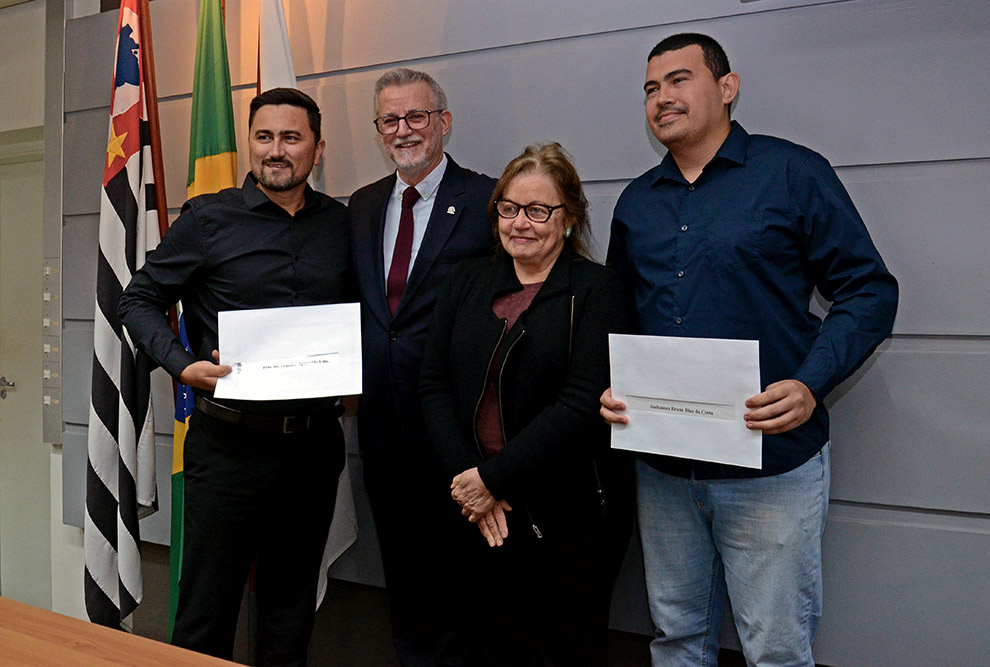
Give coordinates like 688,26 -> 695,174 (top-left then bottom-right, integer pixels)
169,0 -> 237,639
186,0 -> 237,199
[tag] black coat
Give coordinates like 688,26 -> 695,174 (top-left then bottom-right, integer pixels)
348,157 -> 496,473
420,250 -> 635,532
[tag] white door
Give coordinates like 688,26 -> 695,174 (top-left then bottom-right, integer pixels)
0,147 -> 51,606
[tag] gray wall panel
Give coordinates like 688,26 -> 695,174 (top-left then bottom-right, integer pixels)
61,323 -> 92,426
829,339 -> 990,514
60,426 -> 86,527
828,339 -> 990,515
841,160 -> 990,336
63,8 -> 115,113
280,0 -> 841,80
64,0 -> 845,111
724,0 -> 989,167
157,94 -> 194,210
65,0 -> 990,206
62,107 -> 109,216
61,213 -> 98,321
816,504 -> 990,666
584,183 -> 625,262
308,0 -> 990,197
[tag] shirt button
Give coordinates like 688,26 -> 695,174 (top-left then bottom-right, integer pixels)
688,185 -> 695,191
388,330 -> 398,341
680,225 -> 688,232
677,270 -> 685,278
675,317 -> 683,325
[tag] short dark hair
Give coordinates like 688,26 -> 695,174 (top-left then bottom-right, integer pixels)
490,142 -> 592,259
249,87 -> 322,142
648,33 -> 730,80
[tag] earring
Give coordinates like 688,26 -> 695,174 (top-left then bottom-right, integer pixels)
565,227 -> 572,238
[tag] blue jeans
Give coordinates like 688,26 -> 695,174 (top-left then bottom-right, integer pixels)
636,444 -> 830,667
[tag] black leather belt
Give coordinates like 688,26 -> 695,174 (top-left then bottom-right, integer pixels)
194,396 -> 337,434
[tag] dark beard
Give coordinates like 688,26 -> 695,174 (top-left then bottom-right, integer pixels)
254,163 -> 304,192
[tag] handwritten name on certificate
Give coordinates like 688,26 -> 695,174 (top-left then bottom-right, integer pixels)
213,303 -> 362,401
609,334 -> 762,469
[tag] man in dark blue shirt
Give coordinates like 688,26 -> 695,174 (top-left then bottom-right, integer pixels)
601,34 -> 897,665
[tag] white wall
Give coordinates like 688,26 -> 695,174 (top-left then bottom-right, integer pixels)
0,0 -> 88,620
50,448 -> 85,618
0,0 -> 44,132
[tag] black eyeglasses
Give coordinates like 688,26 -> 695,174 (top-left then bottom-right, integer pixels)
494,199 -> 565,224
373,109 -> 445,135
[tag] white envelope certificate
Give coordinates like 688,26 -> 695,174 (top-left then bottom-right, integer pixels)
213,303 -> 362,401
609,334 -> 762,468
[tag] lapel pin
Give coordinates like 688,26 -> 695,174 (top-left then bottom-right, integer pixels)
446,206 -> 456,215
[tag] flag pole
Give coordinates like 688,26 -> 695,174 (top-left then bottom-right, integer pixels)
137,0 -> 177,339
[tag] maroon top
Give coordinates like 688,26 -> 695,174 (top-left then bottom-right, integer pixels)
475,282 -> 544,459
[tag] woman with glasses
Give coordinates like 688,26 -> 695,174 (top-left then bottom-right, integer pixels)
420,143 -> 634,665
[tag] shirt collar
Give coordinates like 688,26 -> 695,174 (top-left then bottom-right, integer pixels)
241,172 -> 319,213
651,121 -> 750,185
392,153 -> 449,202
714,120 -> 749,166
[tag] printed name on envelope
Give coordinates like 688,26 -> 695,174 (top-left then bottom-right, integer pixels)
624,395 -> 735,421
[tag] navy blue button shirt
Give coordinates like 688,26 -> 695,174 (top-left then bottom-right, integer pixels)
608,122 -> 898,478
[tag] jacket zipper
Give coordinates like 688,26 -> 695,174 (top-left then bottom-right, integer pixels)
591,457 -> 607,515
498,328 -> 545,538
568,295 -> 575,360
472,320 -> 507,460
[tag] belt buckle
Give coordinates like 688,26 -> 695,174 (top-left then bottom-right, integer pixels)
282,415 -> 310,434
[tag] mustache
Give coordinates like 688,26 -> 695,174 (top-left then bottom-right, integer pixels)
262,157 -> 293,167
653,105 -> 687,122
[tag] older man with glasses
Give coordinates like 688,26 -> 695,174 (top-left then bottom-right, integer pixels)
348,68 -> 496,666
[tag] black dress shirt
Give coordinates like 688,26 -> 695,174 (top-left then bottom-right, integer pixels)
609,122 -> 898,478
119,174 -> 353,413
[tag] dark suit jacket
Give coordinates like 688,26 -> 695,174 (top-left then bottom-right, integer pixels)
349,155 -> 496,475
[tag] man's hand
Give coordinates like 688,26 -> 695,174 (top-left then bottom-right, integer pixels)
451,467 -> 496,516
744,379 -> 817,435
600,387 -> 628,425
178,350 -> 232,392
475,500 -> 512,547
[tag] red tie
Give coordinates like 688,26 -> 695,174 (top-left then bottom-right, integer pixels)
386,186 -> 421,315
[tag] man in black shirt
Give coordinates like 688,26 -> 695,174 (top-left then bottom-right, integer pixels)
119,88 -> 351,665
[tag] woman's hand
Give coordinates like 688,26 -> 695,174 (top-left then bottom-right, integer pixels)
451,467 -> 496,516
475,500 -> 513,547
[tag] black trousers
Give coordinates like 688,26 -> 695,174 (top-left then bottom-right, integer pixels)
172,407 -> 344,665
364,459 -> 477,667
468,505 -> 631,667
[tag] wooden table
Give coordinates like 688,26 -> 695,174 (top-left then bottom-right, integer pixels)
0,597 -> 237,666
